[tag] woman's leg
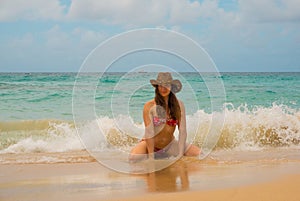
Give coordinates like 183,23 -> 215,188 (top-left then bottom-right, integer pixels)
167,140 -> 200,157
129,140 -> 148,162
184,144 -> 201,156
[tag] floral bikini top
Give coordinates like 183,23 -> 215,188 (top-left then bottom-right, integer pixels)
153,116 -> 178,127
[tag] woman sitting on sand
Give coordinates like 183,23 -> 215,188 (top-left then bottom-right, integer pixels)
129,72 -> 200,162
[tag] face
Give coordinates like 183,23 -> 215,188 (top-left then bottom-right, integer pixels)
158,84 -> 171,97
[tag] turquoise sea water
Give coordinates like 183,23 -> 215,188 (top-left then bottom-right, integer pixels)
0,72 -> 299,160
1,72 -> 299,121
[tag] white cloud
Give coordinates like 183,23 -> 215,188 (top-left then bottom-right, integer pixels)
167,0 -> 202,24
0,0 -> 65,21
197,0 -> 300,46
64,0 -> 245,31
1,0 -> 299,26
238,0 -> 300,23
67,0 -> 163,25
42,25 -> 107,51
9,33 -> 34,48
45,25 -> 72,50
43,25 -> 108,62
72,28 -> 108,48
67,0 -> 221,26
5,33 -> 36,62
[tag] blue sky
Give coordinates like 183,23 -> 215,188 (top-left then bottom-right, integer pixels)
0,0 -> 299,72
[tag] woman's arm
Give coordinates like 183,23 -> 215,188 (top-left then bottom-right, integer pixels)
178,100 -> 187,157
143,101 -> 155,159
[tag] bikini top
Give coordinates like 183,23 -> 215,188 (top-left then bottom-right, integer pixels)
153,116 -> 178,127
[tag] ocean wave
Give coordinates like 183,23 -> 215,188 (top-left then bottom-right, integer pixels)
210,103 -> 300,150
0,120 -> 83,153
0,103 -> 299,155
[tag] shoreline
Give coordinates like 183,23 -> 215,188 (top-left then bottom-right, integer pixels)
1,157 -> 300,201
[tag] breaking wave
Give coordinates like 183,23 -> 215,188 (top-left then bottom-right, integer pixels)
0,103 -> 299,155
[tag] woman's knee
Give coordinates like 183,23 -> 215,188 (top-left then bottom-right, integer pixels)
129,141 -> 148,162
130,141 -> 147,154
184,144 -> 200,156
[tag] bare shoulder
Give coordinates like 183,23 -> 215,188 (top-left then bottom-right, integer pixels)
144,99 -> 155,111
143,100 -> 156,119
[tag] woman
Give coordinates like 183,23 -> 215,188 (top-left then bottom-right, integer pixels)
129,72 -> 200,162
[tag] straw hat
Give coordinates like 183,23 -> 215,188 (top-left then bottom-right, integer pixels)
150,72 -> 182,93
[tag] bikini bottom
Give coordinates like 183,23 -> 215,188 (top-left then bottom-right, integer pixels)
154,147 -> 169,159
141,139 -> 170,159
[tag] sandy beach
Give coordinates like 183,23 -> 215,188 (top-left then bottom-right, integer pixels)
116,174 -> 300,201
1,152 -> 300,201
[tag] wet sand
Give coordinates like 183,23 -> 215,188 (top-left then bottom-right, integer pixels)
1,156 -> 300,201
116,174 -> 300,201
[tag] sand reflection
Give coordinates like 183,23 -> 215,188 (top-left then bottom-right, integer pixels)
145,161 -> 191,192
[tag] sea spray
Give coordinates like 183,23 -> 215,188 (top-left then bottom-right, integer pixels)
1,103 -> 299,154
0,120 -> 83,153
216,103 -> 300,150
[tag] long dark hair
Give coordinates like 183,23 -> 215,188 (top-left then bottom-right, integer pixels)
154,86 -> 181,121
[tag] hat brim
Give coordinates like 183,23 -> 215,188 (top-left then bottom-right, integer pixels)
150,79 -> 182,93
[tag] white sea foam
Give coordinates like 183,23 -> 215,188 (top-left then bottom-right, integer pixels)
0,103 -> 299,155
0,122 -> 83,153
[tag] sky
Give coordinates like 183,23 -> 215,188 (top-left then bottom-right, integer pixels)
0,0 -> 300,72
